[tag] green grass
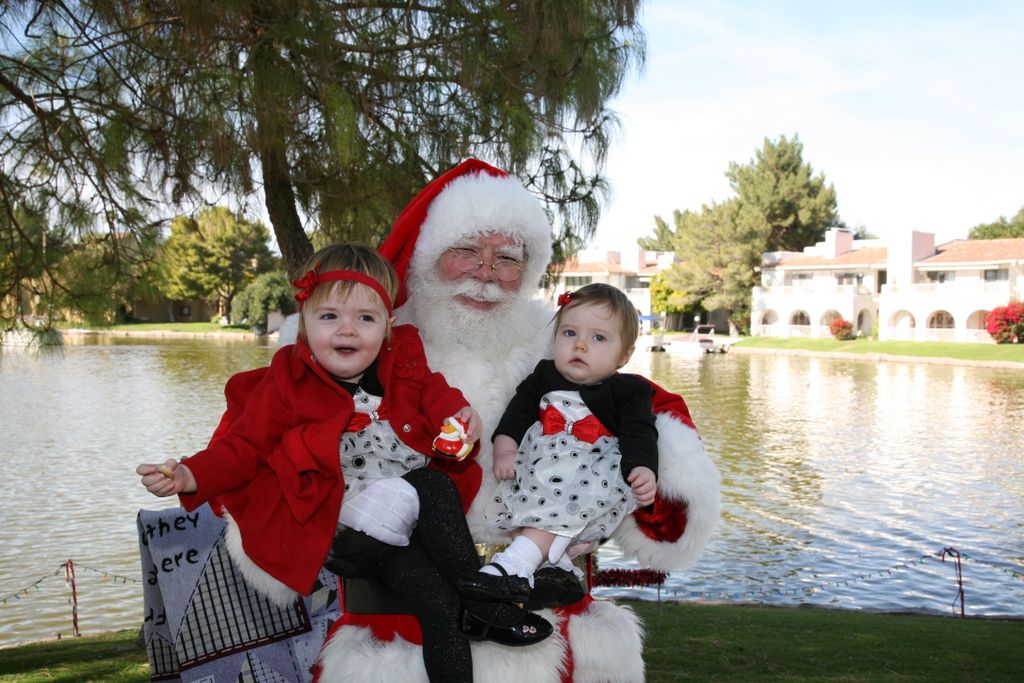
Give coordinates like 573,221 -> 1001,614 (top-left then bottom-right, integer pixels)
2,604 -> 1021,682
635,602 -> 1023,682
66,321 -> 252,334
732,336 -> 1024,364
0,631 -> 147,683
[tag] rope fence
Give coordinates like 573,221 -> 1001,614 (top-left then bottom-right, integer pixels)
1,560 -> 142,638
2,547 -> 1021,638
596,547 -> 1024,619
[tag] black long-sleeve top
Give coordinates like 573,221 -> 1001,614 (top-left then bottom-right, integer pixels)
493,359 -> 659,479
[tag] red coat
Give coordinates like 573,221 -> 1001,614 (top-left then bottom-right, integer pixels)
179,324 -> 482,593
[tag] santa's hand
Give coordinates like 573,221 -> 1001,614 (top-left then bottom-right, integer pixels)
492,434 -> 518,480
628,466 -> 657,507
338,477 -> 420,546
136,459 -> 196,497
454,406 -> 482,443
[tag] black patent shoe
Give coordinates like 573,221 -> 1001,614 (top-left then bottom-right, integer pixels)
456,564 -> 531,603
527,566 -> 585,610
459,602 -> 553,647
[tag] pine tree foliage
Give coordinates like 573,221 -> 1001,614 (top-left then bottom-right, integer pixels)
637,214 -> 677,251
659,202 -> 763,329
726,134 -> 837,252
1,1 -> 645,328
654,135 -> 839,332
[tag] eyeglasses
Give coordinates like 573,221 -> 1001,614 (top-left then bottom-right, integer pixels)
444,247 -> 524,282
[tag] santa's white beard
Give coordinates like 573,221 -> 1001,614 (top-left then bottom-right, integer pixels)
406,269 -> 533,354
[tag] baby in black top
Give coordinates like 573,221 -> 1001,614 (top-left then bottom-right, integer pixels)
474,283 -> 658,606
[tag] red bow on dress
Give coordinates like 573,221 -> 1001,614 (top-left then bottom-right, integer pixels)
346,407 -> 388,432
539,404 -> 611,444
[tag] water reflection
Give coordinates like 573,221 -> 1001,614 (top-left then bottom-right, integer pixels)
599,351 -> 1024,617
2,341 -> 1023,645
0,337 -> 276,644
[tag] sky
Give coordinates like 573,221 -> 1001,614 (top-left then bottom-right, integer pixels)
591,0 -> 1024,254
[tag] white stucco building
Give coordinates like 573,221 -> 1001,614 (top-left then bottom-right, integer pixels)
751,228 -> 1024,342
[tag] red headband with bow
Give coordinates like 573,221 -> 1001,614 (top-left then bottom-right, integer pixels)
292,266 -> 394,315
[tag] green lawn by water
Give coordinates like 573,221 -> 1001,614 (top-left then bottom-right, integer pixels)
732,336 -> 1024,364
2,602 -> 1021,682
98,322 -> 252,334
67,324 -> 1024,365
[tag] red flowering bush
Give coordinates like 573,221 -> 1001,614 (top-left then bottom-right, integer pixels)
984,302 -> 1024,343
829,317 -> 854,340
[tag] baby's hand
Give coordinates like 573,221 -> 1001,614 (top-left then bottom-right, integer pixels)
492,434 -> 518,480
136,459 -> 196,497
454,406 -> 482,443
627,466 -> 657,507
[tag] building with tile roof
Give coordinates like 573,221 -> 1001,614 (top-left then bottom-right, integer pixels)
751,228 -> 1024,342
547,248 -> 698,333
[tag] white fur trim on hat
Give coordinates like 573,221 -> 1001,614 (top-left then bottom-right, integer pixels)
410,171 -> 553,287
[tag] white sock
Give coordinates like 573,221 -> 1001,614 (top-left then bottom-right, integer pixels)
551,552 -> 575,573
547,535 -> 571,564
482,536 -> 543,585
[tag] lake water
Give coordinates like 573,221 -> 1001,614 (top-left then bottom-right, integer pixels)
1,337 -> 1022,645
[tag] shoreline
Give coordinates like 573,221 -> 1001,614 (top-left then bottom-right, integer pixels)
60,328 -> 1024,370
726,344 -> 1024,370
62,328 -> 262,341
3,598 -> 1021,650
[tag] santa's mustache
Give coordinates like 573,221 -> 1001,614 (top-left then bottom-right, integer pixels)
448,279 -> 517,305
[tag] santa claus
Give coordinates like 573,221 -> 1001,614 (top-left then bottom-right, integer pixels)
313,159 -> 721,683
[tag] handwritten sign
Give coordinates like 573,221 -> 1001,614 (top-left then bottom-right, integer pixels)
136,505 -> 340,682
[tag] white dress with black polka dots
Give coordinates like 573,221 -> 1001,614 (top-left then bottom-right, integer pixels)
487,390 -> 637,543
339,388 -> 427,503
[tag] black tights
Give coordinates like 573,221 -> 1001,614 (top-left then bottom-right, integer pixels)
329,468 -> 481,683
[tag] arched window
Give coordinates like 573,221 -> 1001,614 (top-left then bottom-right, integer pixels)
790,311 -> 810,325
928,311 -> 954,329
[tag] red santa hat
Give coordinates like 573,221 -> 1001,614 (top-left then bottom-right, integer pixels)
379,158 -> 553,307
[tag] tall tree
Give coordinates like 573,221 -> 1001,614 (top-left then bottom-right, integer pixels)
1,1 -> 645,328
968,207 -> 1024,239
637,214 -> 677,251
660,202 -> 764,333
660,136 -> 839,332
727,135 -> 838,252
159,207 -> 273,323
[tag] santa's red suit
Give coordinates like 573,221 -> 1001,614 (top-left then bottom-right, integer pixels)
311,160 -> 721,683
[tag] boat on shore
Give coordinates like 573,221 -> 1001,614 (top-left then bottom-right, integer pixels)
663,325 -> 741,355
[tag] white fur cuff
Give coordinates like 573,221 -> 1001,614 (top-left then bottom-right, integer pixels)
611,415 -> 721,570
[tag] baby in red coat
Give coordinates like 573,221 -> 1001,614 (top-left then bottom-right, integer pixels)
138,244 -> 552,682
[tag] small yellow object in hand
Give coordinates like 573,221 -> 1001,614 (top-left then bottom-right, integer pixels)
158,465 -> 175,478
